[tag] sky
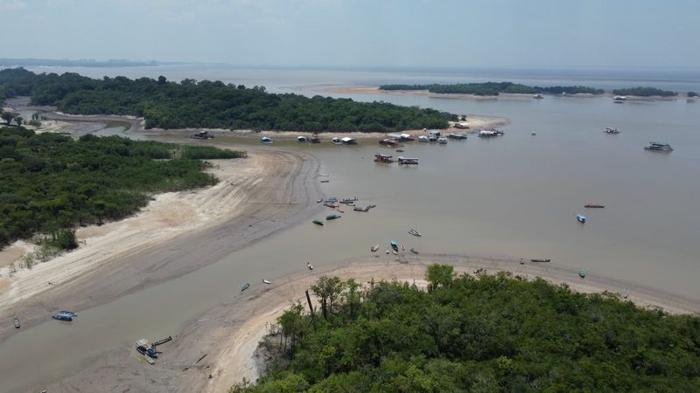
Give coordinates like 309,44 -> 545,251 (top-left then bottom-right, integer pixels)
1,0 -> 699,70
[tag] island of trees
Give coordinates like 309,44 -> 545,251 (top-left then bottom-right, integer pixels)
380,82 -> 605,96
234,265 -> 700,392
612,87 -> 678,97
0,68 -> 455,132
0,126 -> 244,253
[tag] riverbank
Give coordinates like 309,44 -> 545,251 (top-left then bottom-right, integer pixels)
0,148 -> 323,345
42,253 -> 699,393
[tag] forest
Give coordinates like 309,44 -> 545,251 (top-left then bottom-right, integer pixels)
612,87 -> 678,97
233,265 -> 700,392
0,68 -> 454,132
380,82 -> 605,96
0,126 -> 244,249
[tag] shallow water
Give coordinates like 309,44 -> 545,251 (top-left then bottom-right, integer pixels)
1,67 -> 699,392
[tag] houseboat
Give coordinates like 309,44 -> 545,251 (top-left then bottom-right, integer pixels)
379,138 -> 400,147
397,156 -> 419,165
644,142 -> 674,152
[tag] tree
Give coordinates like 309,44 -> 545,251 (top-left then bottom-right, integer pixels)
310,276 -> 345,319
425,264 -> 454,290
1,111 -> 14,125
14,116 -> 23,127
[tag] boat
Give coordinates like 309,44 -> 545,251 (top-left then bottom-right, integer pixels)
312,220 -> 324,226
478,129 -> 504,138
296,136 -> 308,143
240,283 -> 250,292
191,130 -> 213,139
390,240 -> 399,252
533,93 -> 544,99
576,214 -> 587,223
531,132 -> 537,136
263,279 -> 272,285
397,156 -> 419,165
578,269 -> 587,279
306,262 -> 314,270
530,258 -> 551,263
370,244 -> 379,253
340,197 -> 358,204
613,95 -> 627,102
417,135 -> 430,143
399,133 -> 415,142
136,339 -> 158,360
437,137 -> 448,144
341,137 -> 357,145
408,228 -> 422,237
374,153 -> 394,162
379,138 -> 400,147
331,137 -> 342,145
454,121 -> 469,129
604,127 -> 620,135
309,134 -> 321,144
410,248 -> 419,255
584,204 -> 605,209
52,311 -> 75,322
447,133 -> 467,140
644,142 -> 674,152
260,136 -> 272,144
13,318 -> 20,329
326,214 -> 341,220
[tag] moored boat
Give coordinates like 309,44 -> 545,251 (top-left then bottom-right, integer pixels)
306,261 -> 314,270
312,220 -> 324,226
410,248 -> 419,255
379,138 -> 400,147
341,137 -> 357,145
370,244 -> 379,253
240,283 -> 250,292
326,214 -> 341,220
390,240 -> 399,252
437,137 -> 448,144
447,133 -> 467,140
417,135 -> 430,143
644,142 -> 673,152
530,258 -> 551,263
604,127 -> 620,135
478,129 -> 504,138
408,228 -> 422,237
584,204 -> 605,208
296,136 -> 307,143
263,279 -> 272,285
52,311 -> 75,322
576,214 -> 587,223
13,318 -> 20,329
398,156 -> 419,165
578,269 -> 587,278
260,136 -> 272,144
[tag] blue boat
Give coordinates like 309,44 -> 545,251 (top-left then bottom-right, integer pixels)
576,214 -> 587,223
52,311 -> 76,322
390,240 -> 399,252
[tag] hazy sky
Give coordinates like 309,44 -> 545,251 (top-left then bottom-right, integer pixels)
1,0 -> 698,69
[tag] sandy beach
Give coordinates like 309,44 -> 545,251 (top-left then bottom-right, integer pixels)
0,147 -> 323,344
41,253 -> 699,393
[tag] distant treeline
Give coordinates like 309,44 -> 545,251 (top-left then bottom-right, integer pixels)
0,68 -> 454,132
612,87 -> 678,97
0,58 -> 158,67
0,126 -> 244,249
380,82 -> 605,96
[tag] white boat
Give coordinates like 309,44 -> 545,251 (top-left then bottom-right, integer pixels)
533,94 -> 544,99
260,136 -> 272,144
417,135 -> 430,143
478,129 -> 504,138
331,137 -> 342,145
263,279 -> 272,285
398,156 -> 419,165
306,261 -> 314,270
613,95 -> 627,101
296,136 -> 307,143
341,137 -> 357,145
576,214 -> 587,223
437,137 -> 448,144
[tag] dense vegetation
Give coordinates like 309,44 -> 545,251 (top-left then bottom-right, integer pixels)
0,126 -> 244,249
380,82 -> 605,96
0,68 -> 454,132
234,265 -> 700,392
612,87 -> 678,97
688,91 -> 698,98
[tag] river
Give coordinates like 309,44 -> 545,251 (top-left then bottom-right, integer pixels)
0,65 -> 699,392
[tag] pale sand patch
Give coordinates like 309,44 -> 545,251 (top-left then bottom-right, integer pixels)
0,242 -> 33,269
0,155 -> 265,309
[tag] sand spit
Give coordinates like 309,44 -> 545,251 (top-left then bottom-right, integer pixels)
0,149 -> 323,343
45,254 -> 699,393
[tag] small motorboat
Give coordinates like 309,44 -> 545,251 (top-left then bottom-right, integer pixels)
370,245 -> 379,253
263,279 -> 272,285
260,136 -> 272,144
408,228 -> 422,237
576,214 -> 587,223
530,258 -> 551,263
326,214 -> 341,220
316,199 -> 323,203
341,137 -> 357,145
533,93 -> 544,99
309,134 -> 321,144
379,138 -> 400,147
604,127 -> 620,135
331,137 -> 342,145
584,204 -> 605,209
397,156 -> 419,165
52,311 -> 74,322
13,318 -> 20,329
136,339 -> 158,359
417,135 -> 430,143
644,142 -> 673,152
390,240 -> 399,252
312,220 -> 324,226
306,262 -> 314,271
240,283 -> 250,292
437,137 -> 448,144
578,269 -> 587,279
410,248 -> 419,255
447,133 -> 467,140
531,132 -> 536,136
296,136 -> 308,143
